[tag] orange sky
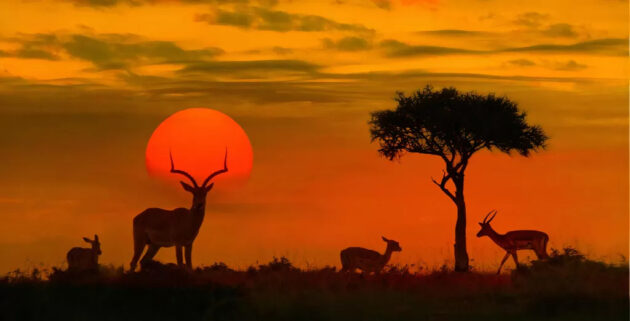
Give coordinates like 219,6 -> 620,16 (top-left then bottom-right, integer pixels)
0,0 -> 627,273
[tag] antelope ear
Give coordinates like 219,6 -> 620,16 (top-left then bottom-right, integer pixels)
83,237 -> 92,243
479,223 -> 483,226
180,181 -> 194,192
381,236 -> 389,242
204,183 -> 214,192
94,234 -> 99,241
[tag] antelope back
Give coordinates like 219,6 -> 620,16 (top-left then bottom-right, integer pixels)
341,247 -> 385,272
67,247 -> 98,270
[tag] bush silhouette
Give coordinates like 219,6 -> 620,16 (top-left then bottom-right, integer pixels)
1,253 -> 627,321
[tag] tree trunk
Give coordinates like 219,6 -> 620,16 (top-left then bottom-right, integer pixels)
453,177 -> 469,272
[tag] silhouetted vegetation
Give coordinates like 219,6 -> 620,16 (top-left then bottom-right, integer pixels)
1,248 -> 626,321
369,86 -> 548,271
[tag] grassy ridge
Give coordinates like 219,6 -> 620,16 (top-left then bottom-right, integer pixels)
1,249 -> 627,321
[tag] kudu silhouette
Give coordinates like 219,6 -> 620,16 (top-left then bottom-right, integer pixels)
67,234 -> 101,272
477,210 -> 549,274
129,149 -> 228,271
340,236 -> 402,273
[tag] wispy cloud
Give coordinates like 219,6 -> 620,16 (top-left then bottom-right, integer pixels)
2,68 -> 607,114
63,34 -> 223,69
0,34 -> 61,60
416,29 -> 491,37
272,46 -> 293,55
62,0 -> 268,8
195,6 -> 373,33
379,39 -> 482,57
513,12 -> 549,28
63,0 -> 135,7
379,38 -> 628,57
323,36 -> 372,51
506,59 -> 588,71
508,59 -> 536,67
177,59 -> 320,76
541,23 -> 578,38
371,0 -> 391,9
550,60 -> 587,71
505,38 -> 628,55
4,33 -> 224,69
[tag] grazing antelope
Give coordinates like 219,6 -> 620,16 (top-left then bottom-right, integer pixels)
129,149 -> 228,272
67,234 -> 101,272
477,210 -> 549,274
340,236 -> 402,273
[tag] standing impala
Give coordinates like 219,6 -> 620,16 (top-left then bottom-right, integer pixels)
477,210 -> 549,274
130,149 -> 228,271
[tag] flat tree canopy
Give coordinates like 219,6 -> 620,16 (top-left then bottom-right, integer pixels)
370,86 -> 547,162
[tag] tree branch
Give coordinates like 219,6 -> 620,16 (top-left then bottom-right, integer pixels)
412,128 -> 453,166
431,170 -> 457,202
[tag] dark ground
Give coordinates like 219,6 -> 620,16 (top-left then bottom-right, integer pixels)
1,248 -> 627,321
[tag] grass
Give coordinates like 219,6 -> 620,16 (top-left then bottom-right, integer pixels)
0,248 -> 627,321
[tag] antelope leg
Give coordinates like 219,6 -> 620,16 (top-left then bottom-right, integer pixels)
176,246 -> 184,267
185,244 -> 193,269
511,251 -> 519,268
140,245 -> 160,266
497,252 -> 510,274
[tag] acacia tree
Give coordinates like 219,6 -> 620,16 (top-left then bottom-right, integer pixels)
369,86 -> 547,272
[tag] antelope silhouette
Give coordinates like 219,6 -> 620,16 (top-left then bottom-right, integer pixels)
340,236 -> 402,273
129,149 -> 228,271
477,210 -> 550,274
67,234 -> 101,272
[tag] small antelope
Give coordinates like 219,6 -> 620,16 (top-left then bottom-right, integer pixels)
340,236 -> 402,273
67,234 -> 101,272
477,210 -> 549,274
130,149 -> 228,271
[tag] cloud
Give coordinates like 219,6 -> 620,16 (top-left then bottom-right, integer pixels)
399,0 -> 438,4
0,33 -> 60,60
272,46 -> 293,55
63,0 -> 266,8
513,12 -> 549,28
505,38 -> 628,55
541,23 -> 578,38
508,59 -> 536,67
512,13 -> 581,38
65,0 -> 133,6
177,59 -> 320,76
64,34 -> 224,69
4,33 -> 224,69
418,26 -> 580,39
1,65 -> 620,117
16,48 -> 59,60
416,29 -> 490,37
379,39 -> 481,57
323,36 -> 372,51
550,60 -> 587,71
195,6 -> 373,33
506,59 -> 587,71
377,38 -> 628,58
114,74 -> 356,104
371,0 -> 391,9
0,48 -> 59,60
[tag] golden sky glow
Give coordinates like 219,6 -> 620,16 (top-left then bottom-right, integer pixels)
0,0 -> 627,272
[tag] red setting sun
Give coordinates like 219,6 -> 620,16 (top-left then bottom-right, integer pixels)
145,108 -> 253,188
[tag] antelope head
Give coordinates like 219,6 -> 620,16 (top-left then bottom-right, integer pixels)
170,149 -> 228,210
381,236 -> 402,252
476,210 -> 497,237
83,234 -> 102,255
